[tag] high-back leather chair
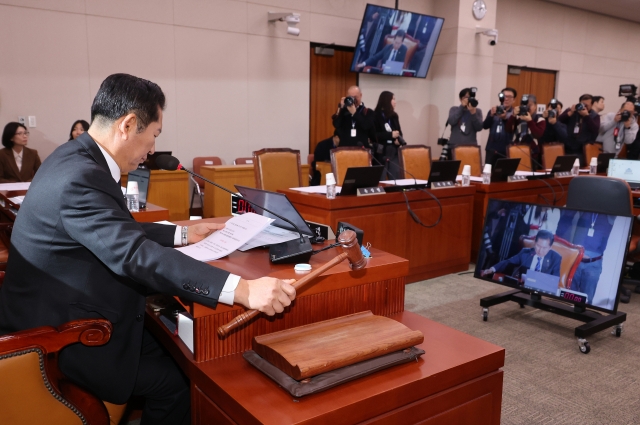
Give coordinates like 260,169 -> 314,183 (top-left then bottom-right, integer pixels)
452,146 -> 482,176
330,147 -> 372,186
507,144 -> 532,172
541,143 -> 565,169
583,143 -> 603,166
0,318 -> 117,425
399,145 -> 431,180
520,235 -> 584,289
253,148 -> 302,192
190,157 -> 222,210
234,157 -> 254,165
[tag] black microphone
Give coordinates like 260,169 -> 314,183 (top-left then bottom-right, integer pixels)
370,153 -> 397,185
156,154 -> 313,264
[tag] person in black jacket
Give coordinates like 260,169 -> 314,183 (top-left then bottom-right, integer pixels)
483,88 -> 518,166
558,94 -> 600,165
332,85 -> 376,148
310,130 -> 340,185
374,90 -> 405,179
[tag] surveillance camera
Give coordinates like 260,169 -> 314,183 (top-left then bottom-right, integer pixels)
476,27 -> 498,46
287,26 -> 300,36
489,39 -> 496,46
267,12 -> 301,36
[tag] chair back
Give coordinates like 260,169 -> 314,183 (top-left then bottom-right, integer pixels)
520,235 -> 584,289
330,147 -> 372,186
617,143 -> 628,159
192,156 -> 222,188
452,146 -> 482,176
583,143 -> 602,166
566,176 -> 633,216
307,153 -> 314,182
253,148 -> 302,191
0,320 -> 113,425
399,145 -> 431,180
541,143 -> 565,169
507,144 -> 532,171
234,157 -> 254,165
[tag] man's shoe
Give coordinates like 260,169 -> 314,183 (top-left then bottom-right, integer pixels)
620,292 -> 631,304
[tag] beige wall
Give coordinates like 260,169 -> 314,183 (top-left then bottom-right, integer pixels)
2,0 -> 640,167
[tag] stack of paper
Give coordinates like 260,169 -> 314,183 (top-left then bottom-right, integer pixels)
0,182 -> 30,191
8,196 -> 25,205
238,225 -> 300,251
176,213 -> 273,261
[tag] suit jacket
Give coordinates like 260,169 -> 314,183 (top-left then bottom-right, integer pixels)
0,133 -> 230,403
365,44 -> 408,67
0,146 -> 41,182
493,247 -> 562,277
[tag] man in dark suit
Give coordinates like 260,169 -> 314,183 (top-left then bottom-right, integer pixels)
0,74 -> 296,425
355,29 -> 408,70
310,130 -> 340,185
481,230 -> 562,277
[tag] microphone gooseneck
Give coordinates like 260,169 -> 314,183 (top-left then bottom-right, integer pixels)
156,154 -> 306,243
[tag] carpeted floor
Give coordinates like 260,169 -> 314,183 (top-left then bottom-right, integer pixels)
405,269 -> 640,425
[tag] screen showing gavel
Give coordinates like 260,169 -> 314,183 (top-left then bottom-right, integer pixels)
217,230 -> 366,337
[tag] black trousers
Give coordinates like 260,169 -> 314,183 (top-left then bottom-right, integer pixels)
134,330 -> 191,425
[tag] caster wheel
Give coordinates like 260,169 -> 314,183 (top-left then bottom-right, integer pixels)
613,325 -> 623,337
482,308 -> 488,322
579,341 -> 590,354
519,303 -> 525,309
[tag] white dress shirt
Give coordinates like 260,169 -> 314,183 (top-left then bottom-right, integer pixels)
94,140 -> 240,304
13,148 -> 23,171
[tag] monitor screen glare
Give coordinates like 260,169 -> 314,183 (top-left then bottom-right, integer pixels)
474,200 -> 631,313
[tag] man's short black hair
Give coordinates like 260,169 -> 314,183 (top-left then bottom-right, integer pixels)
592,96 -> 604,103
91,73 -> 166,132
459,88 -> 471,99
2,122 -> 27,149
502,87 -> 517,98
579,94 -> 593,103
535,230 -> 555,246
394,29 -> 406,40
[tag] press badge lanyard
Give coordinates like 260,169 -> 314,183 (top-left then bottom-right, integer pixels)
351,104 -> 363,137
383,112 -> 393,144
588,213 -> 598,237
574,117 -> 581,134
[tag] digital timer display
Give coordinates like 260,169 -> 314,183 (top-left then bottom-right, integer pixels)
558,289 -> 586,304
236,198 -> 256,214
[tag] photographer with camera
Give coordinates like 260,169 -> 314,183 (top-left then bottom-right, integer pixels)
373,91 -> 405,179
332,85 -> 375,148
483,87 -> 517,166
540,99 -> 569,145
558,94 -> 600,165
514,94 -> 546,169
598,101 -> 638,157
444,88 -> 483,158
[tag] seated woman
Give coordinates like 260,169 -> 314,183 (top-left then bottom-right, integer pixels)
68,119 -> 89,141
0,122 -> 42,183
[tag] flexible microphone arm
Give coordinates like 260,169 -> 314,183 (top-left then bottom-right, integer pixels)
157,155 -> 306,243
369,152 -> 397,185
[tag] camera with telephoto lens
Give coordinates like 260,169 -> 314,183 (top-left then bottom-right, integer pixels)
575,102 -> 586,112
468,87 -> 478,108
518,94 -> 529,116
618,84 -> 640,115
496,105 -> 505,116
620,110 -> 631,122
344,96 -> 355,107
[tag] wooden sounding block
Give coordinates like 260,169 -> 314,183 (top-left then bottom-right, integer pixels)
252,310 -> 424,380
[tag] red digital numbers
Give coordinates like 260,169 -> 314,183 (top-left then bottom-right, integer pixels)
237,199 -> 256,214
561,292 -> 583,303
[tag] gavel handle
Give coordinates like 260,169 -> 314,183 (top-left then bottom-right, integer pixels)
217,252 -> 348,337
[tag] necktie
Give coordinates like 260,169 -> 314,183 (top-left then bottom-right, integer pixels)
535,257 -> 541,272
391,50 -> 396,61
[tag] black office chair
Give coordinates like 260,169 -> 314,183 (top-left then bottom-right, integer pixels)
565,176 -> 639,303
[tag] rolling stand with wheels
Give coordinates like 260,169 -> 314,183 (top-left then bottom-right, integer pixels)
480,289 -> 626,354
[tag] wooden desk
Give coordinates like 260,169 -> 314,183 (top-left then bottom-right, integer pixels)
121,170 -> 189,221
201,165 -> 310,218
0,189 -> 169,223
471,177 -> 572,261
280,186 -> 476,283
146,218 -> 504,424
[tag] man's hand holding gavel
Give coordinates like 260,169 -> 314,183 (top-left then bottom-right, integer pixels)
234,278 -> 296,316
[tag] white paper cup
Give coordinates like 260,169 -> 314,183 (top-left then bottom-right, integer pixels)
462,165 -> 471,176
483,164 -> 492,174
590,157 -> 598,166
326,173 -> 336,186
126,181 -> 139,195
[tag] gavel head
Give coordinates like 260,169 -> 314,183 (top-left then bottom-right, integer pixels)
337,230 -> 367,270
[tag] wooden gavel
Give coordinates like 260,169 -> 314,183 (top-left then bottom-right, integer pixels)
217,230 -> 366,338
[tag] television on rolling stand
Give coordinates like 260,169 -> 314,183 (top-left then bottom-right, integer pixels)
350,4 -> 444,79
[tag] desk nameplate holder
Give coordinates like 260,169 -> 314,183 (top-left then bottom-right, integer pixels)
357,187 -> 385,196
431,181 -> 455,189
507,175 -> 527,182
554,171 -> 572,177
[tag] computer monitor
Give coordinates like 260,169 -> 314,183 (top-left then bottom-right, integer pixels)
491,158 -> 521,182
474,199 -> 632,314
551,155 -> 578,175
234,185 -> 314,237
597,153 -> 615,174
339,166 -> 384,196
608,158 -> 640,189
427,160 -> 460,187
127,167 -> 150,208
143,151 -> 172,170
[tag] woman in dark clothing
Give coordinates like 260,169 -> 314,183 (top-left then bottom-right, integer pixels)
374,91 -> 404,179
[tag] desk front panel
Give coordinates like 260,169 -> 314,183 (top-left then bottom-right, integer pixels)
471,177 -> 572,261
282,187 -> 475,283
121,170 -> 189,221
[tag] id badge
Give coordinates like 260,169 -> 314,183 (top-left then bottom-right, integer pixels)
351,129 -> 357,137
588,228 -> 595,237
460,123 -> 466,132
385,123 -> 392,132
496,124 -> 502,134
574,124 -> 580,134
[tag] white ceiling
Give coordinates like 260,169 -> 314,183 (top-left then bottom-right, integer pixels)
545,0 -> 640,23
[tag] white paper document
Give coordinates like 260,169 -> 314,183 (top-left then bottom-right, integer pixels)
289,185 -> 342,194
176,213 -> 273,261
514,170 -> 547,176
0,182 -> 30,191
238,225 -> 300,251
380,179 -> 428,185
455,175 -> 484,182
8,196 -> 25,205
